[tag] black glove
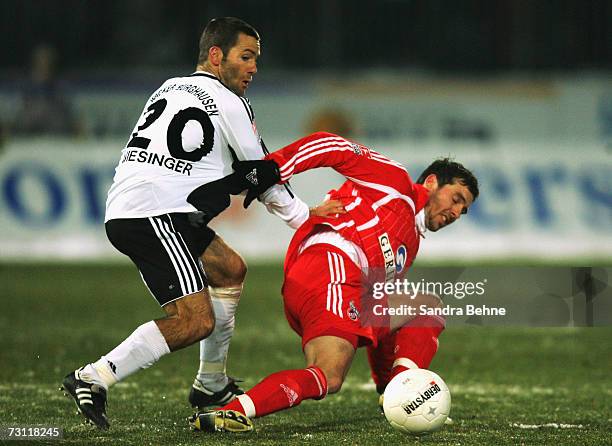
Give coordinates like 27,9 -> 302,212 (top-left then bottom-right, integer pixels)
231,159 -> 281,208
186,176 -> 233,227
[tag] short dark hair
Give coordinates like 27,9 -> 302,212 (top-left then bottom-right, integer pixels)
197,17 -> 260,64
417,157 -> 479,200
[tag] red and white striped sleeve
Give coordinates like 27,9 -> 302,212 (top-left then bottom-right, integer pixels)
266,132 -> 412,192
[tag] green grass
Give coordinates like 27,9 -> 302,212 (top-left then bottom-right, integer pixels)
1,263 -> 611,445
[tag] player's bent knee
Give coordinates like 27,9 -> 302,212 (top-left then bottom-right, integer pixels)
203,237 -> 248,286
314,365 -> 345,395
305,336 -> 355,395
326,375 -> 345,394
228,254 -> 247,284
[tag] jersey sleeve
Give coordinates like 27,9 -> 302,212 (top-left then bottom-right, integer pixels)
219,96 -> 267,161
266,132 -> 412,194
259,184 -> 309,229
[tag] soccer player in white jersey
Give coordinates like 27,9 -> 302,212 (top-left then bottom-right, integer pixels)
60,17 -> 342,430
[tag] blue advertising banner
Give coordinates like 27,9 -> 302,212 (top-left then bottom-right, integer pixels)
0,139 -> 610,261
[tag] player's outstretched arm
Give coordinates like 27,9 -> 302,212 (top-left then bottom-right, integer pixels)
187,158 -> 280,222
186,157 -> 284,225
266,132 -> 411,193
186,177 -> 234,227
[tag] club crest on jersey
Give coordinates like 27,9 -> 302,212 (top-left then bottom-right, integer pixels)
348,300 -> 360,321
395,245 -> 407,273
246,168 -> 258,186
378,233 -> 395,283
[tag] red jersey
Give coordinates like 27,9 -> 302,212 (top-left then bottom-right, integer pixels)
266,132 -> 429,285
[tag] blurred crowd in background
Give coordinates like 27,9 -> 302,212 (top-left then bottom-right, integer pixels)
0,0 -> 611,143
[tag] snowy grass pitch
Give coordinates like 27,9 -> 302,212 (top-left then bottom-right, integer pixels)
2,263 -> 610,445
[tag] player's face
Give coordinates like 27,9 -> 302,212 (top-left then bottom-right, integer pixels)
424,179 -> 474,232
219,33 -> 260,96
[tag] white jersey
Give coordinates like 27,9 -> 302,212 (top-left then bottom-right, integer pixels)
105,72 -> 308,228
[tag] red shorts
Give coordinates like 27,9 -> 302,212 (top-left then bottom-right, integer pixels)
282,244 -> 386,350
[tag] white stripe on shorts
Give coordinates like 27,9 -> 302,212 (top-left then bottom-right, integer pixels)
326,251 -> 335,312
165,216 -> 204,291
157,216 -> 199,294
326,251 -> 346,318
335,252 -> 346,318
148,216 -> 200,295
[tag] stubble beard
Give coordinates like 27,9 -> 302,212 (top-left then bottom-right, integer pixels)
220,61 -> 244,96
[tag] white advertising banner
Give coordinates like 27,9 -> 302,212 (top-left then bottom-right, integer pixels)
0,139 -> 610,262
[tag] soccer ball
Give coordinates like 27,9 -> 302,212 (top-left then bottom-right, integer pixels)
382,369 -> 451,434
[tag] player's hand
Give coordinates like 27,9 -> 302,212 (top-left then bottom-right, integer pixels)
309,199 -> 346,218
232,159 -> 280,190
231,159 -> 281,208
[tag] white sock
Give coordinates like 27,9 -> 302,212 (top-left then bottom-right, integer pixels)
85,321 -> 170,389
196,286 -> 241,391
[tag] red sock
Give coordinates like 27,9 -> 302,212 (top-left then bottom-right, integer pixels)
390,315 -> 445,380
221,366 -> 327,418
367,331 -> 397,393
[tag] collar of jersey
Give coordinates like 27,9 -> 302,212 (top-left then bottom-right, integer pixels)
190,71 -> 219,81
412,184 -> 429,238
415,209 -> 427,238
189,71 -> 243,98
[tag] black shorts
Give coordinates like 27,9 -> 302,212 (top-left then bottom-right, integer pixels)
105,213 -> 216,306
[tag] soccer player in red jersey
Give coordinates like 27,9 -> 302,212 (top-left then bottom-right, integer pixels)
190,132 -> 479,432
